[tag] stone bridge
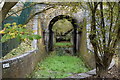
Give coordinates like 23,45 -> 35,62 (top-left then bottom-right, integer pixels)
34,3 -> 87,56
1,3 -> 96,78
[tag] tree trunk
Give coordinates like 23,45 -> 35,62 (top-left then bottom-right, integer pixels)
88,2 -> 119,78
96,66 -> 108,78
97,52 -> 114,78
1,2 -> 18,23
89,2 -> 109,78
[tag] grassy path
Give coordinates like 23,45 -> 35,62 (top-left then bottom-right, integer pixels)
29,52 -> 89,78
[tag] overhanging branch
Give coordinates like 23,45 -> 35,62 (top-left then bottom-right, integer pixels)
24,6 -> 55,24
5,2 -> 53,19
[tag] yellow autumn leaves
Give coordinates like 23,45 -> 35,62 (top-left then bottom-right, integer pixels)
0,27 -> 6,34
0,29 -> 5,34
9,33 -> 16,38
1,22 -> 41,43
0,22 -> 27,42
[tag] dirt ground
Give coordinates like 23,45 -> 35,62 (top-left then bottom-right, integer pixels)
106,53 -> 119,79
87,53 -> 119,80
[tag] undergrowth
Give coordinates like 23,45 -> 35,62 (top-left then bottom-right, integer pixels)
30,52 -> 89,78
0,41 -> 34,60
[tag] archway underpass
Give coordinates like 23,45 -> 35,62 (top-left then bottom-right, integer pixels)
48,15 -> 79,56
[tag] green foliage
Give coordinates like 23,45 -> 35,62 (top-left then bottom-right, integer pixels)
30,52 -> 89,78
54,42 -> 72,47
0,22 -> 41,43
52,19 -> 73,35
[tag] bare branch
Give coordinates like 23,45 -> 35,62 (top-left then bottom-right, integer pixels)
5,3 -> 36,19
24,6 -> 55,24
87,2 -> 93,11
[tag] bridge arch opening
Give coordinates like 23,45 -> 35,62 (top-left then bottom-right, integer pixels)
48,15 -> 79,55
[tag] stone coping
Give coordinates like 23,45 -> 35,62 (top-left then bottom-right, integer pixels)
0,49 -> 37,63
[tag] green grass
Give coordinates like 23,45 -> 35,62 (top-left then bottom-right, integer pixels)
54,42 -> 72,47
30,53 -> 89,78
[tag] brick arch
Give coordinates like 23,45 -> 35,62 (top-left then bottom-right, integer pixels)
48,15 -> 78,55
